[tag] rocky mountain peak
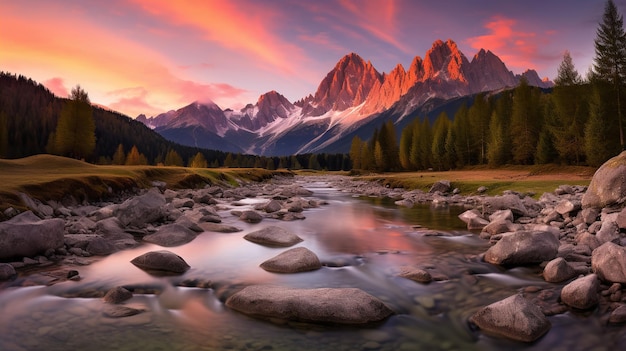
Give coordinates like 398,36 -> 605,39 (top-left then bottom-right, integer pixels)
307,52 -> 382,115
422,39 -> 470,82
519,69 -> 554,89
468,49 -> 517,92
256,90 -> 294,120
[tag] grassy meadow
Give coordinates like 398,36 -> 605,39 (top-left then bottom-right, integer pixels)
0,155 -> 596,215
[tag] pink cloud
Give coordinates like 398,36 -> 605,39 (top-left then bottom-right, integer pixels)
298,32 -> 347,52
466,16 -> 547,71
43,77 -> 69,97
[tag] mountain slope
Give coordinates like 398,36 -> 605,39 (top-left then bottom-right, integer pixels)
140,39 -> 554,156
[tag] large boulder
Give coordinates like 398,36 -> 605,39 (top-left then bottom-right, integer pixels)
116,189 -> 167,228
484,231 -> 559,266
0,263 -> 16,280
0,211 -> 64,260
130,250 -> 190,274
225,285 -> 393,324
143,224 -> 198,247
591,242 -> 626,283
470,294 -> 551,343
458,209 -> 489,230
582,151 -> 626,209
260,247 -> 321,273
244,226 -> 303,247
560,274 -> 600,310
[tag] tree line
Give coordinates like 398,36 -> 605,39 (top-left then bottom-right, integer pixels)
351,0 -> 626,170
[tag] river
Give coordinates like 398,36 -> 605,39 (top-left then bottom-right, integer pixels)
0,179 -> 622,350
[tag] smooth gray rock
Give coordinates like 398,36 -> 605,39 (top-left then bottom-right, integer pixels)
0,211 -> 64,260
116,189 -> 166,227
85,237 -> 117,256
543,257 -> 577,283
225,285 -> 393,324
263,200 -> 282,213
560,274 -> 600,310
198,222 -> 242,233
240,210 -> 263,224
143,224 -> 198,247
131,250 -> 190,274
592,242 -> 626,283
398,267 -> 432,284
470,294 -> 550,343
484,230 -> 559,266
609,305 -> 626,324
103,286 -> 133,304
260,247 -> 321,273
244,226 -> 303,247
582,150 -> 626,209
555,199 -> 581,215
481,194 -> 529,217
458,209 -> 489,230
429,180 -> 451,194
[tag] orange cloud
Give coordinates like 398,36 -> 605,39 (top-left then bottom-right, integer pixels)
466,16 -> 542,70
0,2 -> 248,117
42,77 -> 69,98
129,0 -> 307,76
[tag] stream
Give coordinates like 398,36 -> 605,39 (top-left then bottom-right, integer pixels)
0,179 -> 622,350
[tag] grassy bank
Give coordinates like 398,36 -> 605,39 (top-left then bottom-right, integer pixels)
0,154 -> 292,213
351,164 -> 595,197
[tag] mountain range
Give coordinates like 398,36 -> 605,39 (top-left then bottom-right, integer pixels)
137,39 -> 553,156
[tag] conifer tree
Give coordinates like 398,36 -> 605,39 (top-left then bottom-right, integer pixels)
189,152 -> 208,168
510,78 -> 542,164
487,110 -> 507,166
452,104 -> 471,166
399,125 -> 413,170
125,145 -> 147,165
54,85 -> 96,159
586,86 -> 615,166
431,112 -> 450,171
349,136 -> 364,169
593,0 -> 626,149
468,94 -> 491,164
164,149 -> 184,166
0,111 -> 7,158
112,144 -> 126,165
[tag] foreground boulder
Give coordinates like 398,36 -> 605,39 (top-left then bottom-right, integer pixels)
591,242 -> 626,283
543,257 -> 577,283
260,247 -> 321,273
116,189 -> 166,228
244,226 -> 303,247
484,231 -> 559,266
130,250 -> 190,274
0,263 -> 16,280
582,151 -> 626,209
0,211 -> 64,260
470,294 -> 551,343
225,285 -> 393,324
143,224 -> 198,247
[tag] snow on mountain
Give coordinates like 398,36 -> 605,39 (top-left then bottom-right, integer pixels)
137,39 -> 554,156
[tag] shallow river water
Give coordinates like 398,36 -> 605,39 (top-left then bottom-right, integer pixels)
0,180 -> 624,350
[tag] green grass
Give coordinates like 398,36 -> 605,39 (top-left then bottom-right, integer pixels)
352,164 -> 594,197
0,155 -> 292,214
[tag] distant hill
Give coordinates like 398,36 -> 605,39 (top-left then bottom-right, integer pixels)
0,72 -> 228,165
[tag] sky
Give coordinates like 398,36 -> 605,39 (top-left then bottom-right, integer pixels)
1,0 -> 623,118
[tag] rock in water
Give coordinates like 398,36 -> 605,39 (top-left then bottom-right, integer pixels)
484,230 -> 559,266
582,151 -> 626,209
143,224 -> 198,247
470,294 -> 551,342
560,274 -> 600,310
131,250 -> 190,274
225,285 -> 393,324
0,211 -> 64,260
244,226 -> 303,247
0,263 -> 16,280
260,247 -> 321,273
591,242 -> 626,283
103,286 -> 133,304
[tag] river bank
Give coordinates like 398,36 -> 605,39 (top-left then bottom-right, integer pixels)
1,153 -> 626,349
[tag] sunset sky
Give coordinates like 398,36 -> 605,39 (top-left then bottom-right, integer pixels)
1,0 -> 620,118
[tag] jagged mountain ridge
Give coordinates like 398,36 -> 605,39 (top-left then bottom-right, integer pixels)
139,39 -> 553,156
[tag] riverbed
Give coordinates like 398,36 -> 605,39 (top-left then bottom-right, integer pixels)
0,178 -> 623,350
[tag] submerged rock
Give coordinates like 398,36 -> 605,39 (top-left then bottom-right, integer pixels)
103,286 -> 133,304
244,226 -> 303,247
130,250 -> 190,274
260,247 -> 321,273
470,294 -> 551,343
143,224 -> 198,247
225,285 -> 393,324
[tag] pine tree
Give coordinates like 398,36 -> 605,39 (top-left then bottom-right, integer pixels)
0,111 -> 7,158
223,153 -> 235,168
431,112 -> 450,171
510,78 -> 542,164
487,110 -> 507,166
164,149 -> 184,166
468,94 -> 491,164
593,0 -> 626,149
555,50 -> 582,86
452,104 -> 472,166
535,129 -> 557,164
349,136 -> 364,169
189,152 -> 208,168
399,125 -> 413,170
112,144 -> 126,165
54,85 -> 96,160
586,86 -> 616,166
125,145 -> 146,165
